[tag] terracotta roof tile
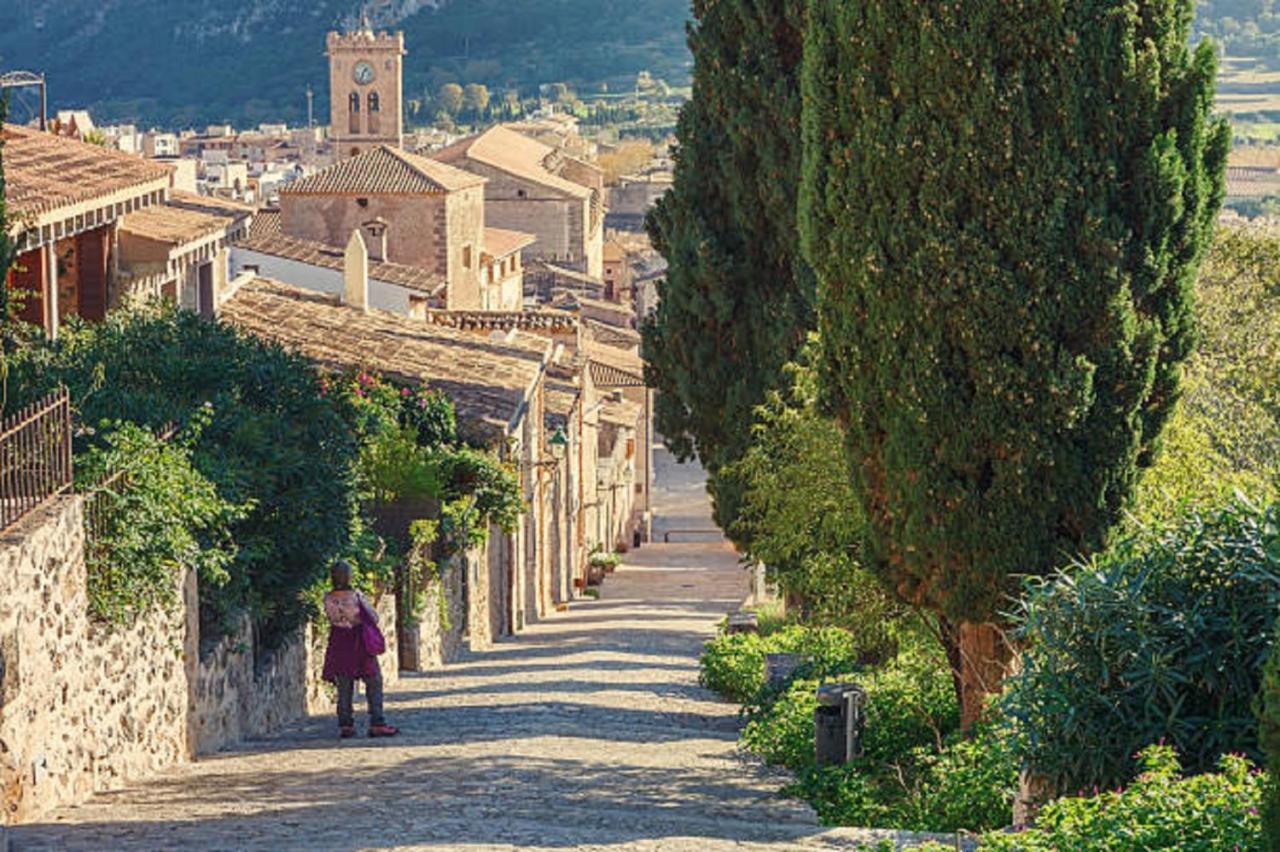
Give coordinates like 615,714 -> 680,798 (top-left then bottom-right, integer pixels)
584,319 -> 642,348
2,124 -> 172,218
223,278 -> 549,430
281,145 -> 485,196
237,210 -> 446,296
433,126 -> 593,199
119,202 -> 236,245
425,308 -> 578,334
600,397 -> 643,428
544,378 -> 580,431
167,190 -> 255,220
583,339 -> 645,388
483,227 -> 536,261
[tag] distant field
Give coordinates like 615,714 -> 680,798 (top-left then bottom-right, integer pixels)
1235,122 -> 1280,144
1219,93 -> 1280,113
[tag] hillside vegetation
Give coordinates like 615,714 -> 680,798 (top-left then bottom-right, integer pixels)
0,0 -> 691,127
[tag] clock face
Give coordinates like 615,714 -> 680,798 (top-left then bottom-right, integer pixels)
353,61 -> 376,85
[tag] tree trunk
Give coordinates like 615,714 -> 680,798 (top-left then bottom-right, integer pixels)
957,621 -> 1015,730
936,616 -> 964,712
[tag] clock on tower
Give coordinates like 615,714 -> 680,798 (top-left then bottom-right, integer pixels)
326,23 -> 405,160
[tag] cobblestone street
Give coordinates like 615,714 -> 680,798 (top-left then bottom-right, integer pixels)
11,448 -> 914,851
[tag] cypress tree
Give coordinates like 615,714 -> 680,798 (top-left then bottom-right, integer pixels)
800,0 -> 1228,725
643,0 -> 814,529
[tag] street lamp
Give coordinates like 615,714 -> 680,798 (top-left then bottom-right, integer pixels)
548,426 -> 569,461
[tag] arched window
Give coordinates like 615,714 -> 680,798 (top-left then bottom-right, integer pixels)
349,93 -> 360,135
367,92 -> 381,134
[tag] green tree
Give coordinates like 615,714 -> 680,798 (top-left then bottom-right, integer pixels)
1135,225 -> 1280,522
643,0 -> 815,531
726,338 -> 899,651
437,82 -> 465,116
801,0 -> 1229,725
463,83 -> 490,117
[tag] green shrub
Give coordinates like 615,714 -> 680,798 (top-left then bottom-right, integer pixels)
785,762 -> 892,828
857,646 -> 959,764
700,631 -> 769,703
1260,619 -> 1280,850
1003,500 -> 1280,794
976,746 -> 1264,851
784,719 -> 1014,833
77,420 -> 246,624
741,677 -> 821,768
1135,227 -> 1280,526
726,343 -> 901,659
741,641 -> 959,771
904,724 -> 1018,833
699,625 -> 862,705
9,306 -> 360,646
730,624 -> 1011,833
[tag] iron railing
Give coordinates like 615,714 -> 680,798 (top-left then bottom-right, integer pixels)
0,387 -> 73,533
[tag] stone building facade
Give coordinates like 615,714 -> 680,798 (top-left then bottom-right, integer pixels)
433,126 -> 605,278
327,25 -> 405,158
277,146 -> 529,311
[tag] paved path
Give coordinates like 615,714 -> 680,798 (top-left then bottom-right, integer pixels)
12,448 -> 919,851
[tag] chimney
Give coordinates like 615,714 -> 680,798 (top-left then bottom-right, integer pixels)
344,229 -> 370,312
362,219 -> 388,262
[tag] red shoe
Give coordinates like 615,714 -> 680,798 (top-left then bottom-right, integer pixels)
339,725 -> 356,739
368,724 -> 399,738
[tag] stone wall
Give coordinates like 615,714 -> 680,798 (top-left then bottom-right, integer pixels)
0,497 -> 193,826
464,547 -> 493,651
0,495 -> 402,825
281,192 -> 448,275
193,590 -> 398,754
399,557 -> 466,671
445,185 -> 486,310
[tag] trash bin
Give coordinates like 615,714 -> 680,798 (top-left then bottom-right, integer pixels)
814,682 -> 866,766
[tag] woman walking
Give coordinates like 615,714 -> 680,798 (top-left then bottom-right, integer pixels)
322,560 -> 399,738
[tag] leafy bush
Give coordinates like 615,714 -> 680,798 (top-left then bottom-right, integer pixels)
773,652 -> 1009,833
789,723 -> 1016,834
741,677 -> 821,768
1003,500 -> 1280,793
700,631 -> 771,703
1260,619 -> 1280,850
699,625 -> 862,705
904,724 -> 1017,833
975,746 -> 1265,851
328,369 -> 523,554
8,305 -> 360,646
726,343 -> 901,656
359,425 -> 444,505
77,420 -> 246,624
715,620 -> 1012,833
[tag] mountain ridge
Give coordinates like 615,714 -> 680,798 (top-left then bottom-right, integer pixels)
0,0 -> 692,128
1,1 -> 1271,130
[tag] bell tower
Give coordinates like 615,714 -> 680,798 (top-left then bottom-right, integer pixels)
327,18 -> 405,159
